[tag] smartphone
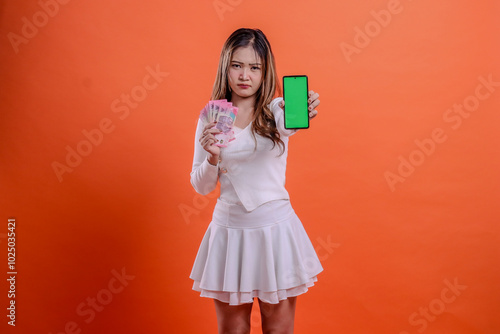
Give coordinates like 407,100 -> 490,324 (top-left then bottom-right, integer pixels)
283,75 -> 309,129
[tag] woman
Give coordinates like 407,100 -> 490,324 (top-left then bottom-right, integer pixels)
190,28 -> 323,334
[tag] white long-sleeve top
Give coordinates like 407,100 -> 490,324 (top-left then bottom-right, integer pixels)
190,97 -> 297,212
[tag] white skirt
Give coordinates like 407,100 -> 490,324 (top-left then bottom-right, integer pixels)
189,199 -> 323,306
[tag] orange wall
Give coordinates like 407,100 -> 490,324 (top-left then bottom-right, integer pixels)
1,0 -> 499,333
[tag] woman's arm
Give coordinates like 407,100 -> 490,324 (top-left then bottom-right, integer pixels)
270,97 -> 297,137
190,119 -> 220,195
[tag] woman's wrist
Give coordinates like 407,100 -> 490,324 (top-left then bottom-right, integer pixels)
207,154 -> 219,166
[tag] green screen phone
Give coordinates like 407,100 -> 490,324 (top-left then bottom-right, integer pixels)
283,75 -> 309,129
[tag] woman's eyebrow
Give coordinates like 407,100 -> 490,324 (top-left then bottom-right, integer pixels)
231,60 -> 261,65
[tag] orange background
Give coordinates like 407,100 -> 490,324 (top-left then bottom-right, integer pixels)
1,0 -> 499,333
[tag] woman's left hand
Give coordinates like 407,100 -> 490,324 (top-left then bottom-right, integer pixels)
278,90 -> 320,121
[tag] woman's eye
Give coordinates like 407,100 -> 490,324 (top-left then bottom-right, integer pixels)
232,64 -> 240,68
252,66 -> 260,70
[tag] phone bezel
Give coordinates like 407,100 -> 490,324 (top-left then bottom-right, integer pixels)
283,75 -> 309,129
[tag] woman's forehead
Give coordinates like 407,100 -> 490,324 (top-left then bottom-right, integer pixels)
231,46 -> 261,64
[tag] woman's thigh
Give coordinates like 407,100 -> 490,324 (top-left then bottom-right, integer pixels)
213,298 -> 253,334
258,297 -> 297,334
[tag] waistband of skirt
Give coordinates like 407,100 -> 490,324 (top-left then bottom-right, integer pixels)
212,199 -> 295,229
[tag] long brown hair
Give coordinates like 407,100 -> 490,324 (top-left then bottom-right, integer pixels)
211,28 -> 284,154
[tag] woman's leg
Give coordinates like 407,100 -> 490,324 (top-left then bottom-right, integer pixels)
213,298 -> 253,334
258,296 -> 297,334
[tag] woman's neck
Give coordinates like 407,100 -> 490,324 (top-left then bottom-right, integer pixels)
232,93 -> 256,111
231,93 -> 255,128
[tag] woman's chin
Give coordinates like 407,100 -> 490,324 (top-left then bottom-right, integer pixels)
233,91 -> 256,99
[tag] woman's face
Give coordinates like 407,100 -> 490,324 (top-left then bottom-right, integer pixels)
228,46 -> 263,99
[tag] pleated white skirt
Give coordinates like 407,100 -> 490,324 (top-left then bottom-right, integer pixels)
190,199 -> 323,305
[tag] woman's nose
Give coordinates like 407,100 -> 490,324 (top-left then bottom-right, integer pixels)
240,68 -> 249,80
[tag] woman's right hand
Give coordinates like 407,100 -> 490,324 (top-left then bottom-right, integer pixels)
199,121 -> 221,164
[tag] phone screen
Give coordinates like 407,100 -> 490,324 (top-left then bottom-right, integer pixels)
283,75 -> 309,129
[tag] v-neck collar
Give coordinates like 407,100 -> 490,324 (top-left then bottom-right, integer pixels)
234,122 -> 252,136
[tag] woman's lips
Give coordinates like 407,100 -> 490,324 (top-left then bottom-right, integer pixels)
238,84 -> 250,89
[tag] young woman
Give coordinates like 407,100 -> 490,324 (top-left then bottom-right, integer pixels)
190,28 -> 323,334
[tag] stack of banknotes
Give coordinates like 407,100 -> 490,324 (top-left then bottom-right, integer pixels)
199,99 -> 238,147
